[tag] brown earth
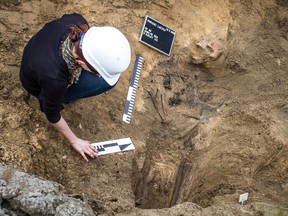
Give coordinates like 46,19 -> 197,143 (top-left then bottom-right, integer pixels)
0,0 -> 288,215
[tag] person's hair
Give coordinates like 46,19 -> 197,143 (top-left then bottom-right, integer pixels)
68,23 -> 98,74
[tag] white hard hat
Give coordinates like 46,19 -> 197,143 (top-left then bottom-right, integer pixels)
82,26 -> 131,86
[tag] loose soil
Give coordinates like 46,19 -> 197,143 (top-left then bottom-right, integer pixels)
0,0 -> 287,215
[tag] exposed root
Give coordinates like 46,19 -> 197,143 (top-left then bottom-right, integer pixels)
253,146 -> 284,176
146,89 -> 170,124
169,157 -> 186,207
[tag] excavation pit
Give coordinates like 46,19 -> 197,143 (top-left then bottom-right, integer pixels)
0,0 -> 288,215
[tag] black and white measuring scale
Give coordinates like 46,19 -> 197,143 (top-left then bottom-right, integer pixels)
122,54 -> 144,124
91,138 -> 135,156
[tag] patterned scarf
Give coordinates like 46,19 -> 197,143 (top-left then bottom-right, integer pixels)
61,37 -> 82,85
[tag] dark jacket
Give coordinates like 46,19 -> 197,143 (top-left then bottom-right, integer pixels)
20,13 -> 88,123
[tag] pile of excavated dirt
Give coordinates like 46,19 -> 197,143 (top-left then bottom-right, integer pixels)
0,0 -> 287,215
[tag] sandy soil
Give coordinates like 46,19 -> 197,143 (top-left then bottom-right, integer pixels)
0,0 -> 287,215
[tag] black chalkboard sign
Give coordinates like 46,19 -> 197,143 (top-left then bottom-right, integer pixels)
139,16 -> 176,56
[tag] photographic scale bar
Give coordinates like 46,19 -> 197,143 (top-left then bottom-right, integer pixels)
122,54 -> 144,124
91,138 -> 135,156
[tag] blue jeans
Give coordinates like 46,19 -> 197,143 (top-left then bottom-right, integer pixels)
63,70 -> 115,103
38,70 -> 115,111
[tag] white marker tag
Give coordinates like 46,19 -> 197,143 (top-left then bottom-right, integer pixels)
239,192 -> 249,205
